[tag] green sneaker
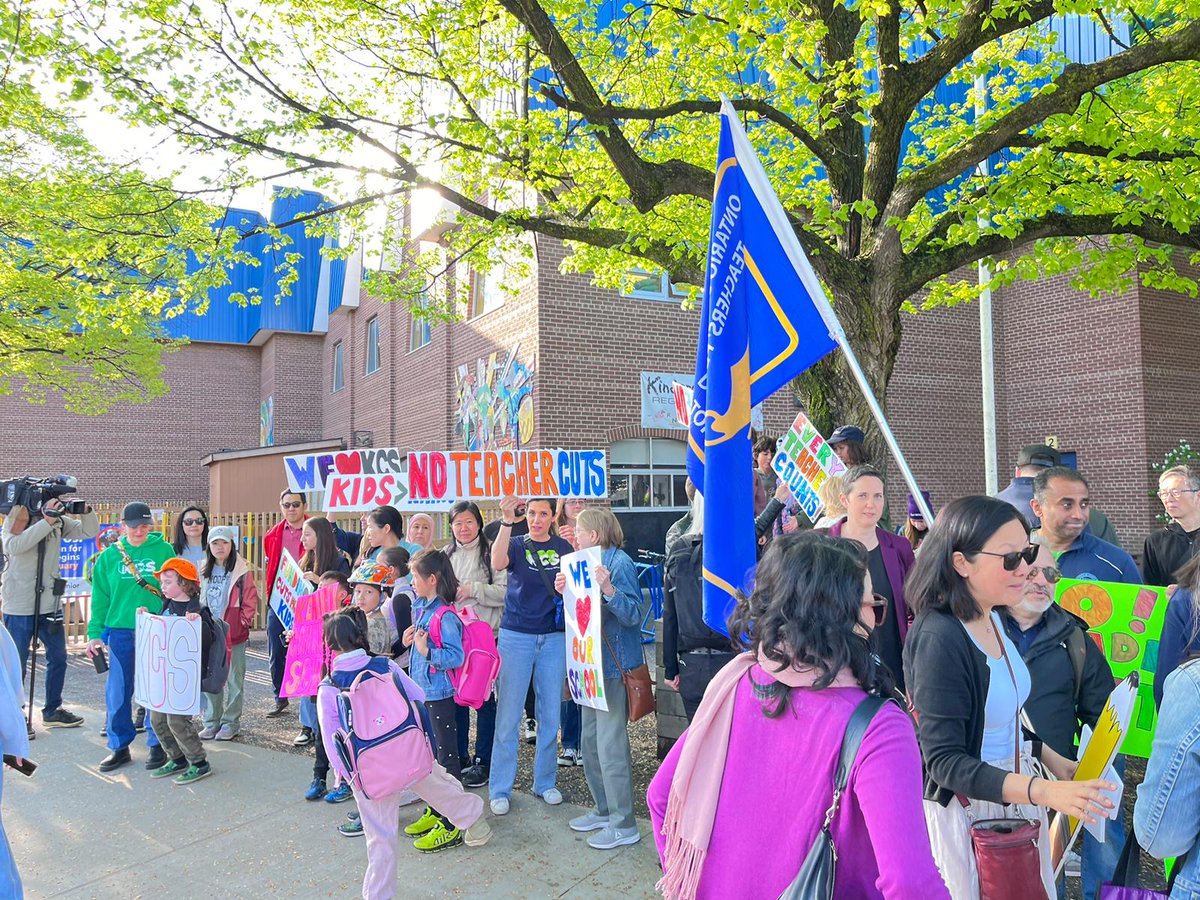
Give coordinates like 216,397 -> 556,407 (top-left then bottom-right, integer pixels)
413,821 -> 462,853
173,761 -> 212,785
403,806 -> 441,837
150,758 -> 187,779
338,818 -> 364,837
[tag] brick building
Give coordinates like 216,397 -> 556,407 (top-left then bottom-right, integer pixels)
3,187 -> 1198,555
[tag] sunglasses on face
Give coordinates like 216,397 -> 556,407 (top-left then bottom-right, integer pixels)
975,544 -> 1040,571
1026,565 -> 1061,584
182,518 -> 205,526
863,594 -> 888,628
281,501 -> 303,509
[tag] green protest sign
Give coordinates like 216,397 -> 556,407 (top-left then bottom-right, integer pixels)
1054,579 -> 1168,758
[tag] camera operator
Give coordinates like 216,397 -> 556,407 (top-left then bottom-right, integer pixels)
1,498 -> 98,733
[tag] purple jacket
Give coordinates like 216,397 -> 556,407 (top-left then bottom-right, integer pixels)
647,665 -> 948,899
826,520 -> 916,641
317,650 -> 425,784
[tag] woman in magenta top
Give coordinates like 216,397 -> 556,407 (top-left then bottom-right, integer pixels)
647,532 -> 949,900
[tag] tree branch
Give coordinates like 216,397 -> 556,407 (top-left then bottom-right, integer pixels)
1007,133 -> 1200,163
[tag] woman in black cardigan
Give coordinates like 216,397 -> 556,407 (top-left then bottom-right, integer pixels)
903,496 -> 1114,897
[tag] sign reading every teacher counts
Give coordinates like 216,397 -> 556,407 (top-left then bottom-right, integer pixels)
770,412 -> 846,522
404,449 -> 607,511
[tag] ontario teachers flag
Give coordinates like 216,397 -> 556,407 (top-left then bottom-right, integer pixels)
688,99 -> 845,634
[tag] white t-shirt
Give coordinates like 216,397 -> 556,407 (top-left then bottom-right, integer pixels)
964,611 -> 1032,766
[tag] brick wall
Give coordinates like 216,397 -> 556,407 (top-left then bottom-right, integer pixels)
260,332 -> 325,445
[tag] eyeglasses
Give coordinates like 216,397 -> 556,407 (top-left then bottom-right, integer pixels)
1158,489 -> 1199,500
975,544 -> 1039,571
862,594 -> 888,628
281,501 -> 303,509
1025,566 -> 1061,584
182,518 -> 205,526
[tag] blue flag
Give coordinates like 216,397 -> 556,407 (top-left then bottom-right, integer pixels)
687,100 -> 843,635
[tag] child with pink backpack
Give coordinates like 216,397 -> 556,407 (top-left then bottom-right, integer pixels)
318,609 -> 490,899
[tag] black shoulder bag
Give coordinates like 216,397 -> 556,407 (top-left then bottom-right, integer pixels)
778,695 -> 892,900
524,536 -> 564,630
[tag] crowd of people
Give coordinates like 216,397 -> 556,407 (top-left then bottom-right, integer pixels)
2,435 -> 1200,898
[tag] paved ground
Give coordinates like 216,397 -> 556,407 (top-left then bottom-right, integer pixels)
6,639 -> 663,898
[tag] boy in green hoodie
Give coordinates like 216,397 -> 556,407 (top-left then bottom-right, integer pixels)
85,502 -> 174,773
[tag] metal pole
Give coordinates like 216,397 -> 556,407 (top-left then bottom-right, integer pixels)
976,71 -> 999,495
835,335 -> 935,523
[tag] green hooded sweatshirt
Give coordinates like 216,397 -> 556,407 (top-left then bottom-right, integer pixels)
87,533 -> 174,639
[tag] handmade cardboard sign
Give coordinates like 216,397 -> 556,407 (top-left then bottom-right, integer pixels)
268,548 -> 305,631
284,447 -> 406,494
560,547 -> 607,711
281,583 -> 343,698
770,412 -> 847,521
405,449 -> 608,510
133,613 -> 202,716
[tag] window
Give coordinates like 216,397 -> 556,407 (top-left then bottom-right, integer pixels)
623,268 -> 688,302
410,291 -> 432,352
365,317 -> 381,375
332,341 -> 344,392
467,269 -> 506,318
608,438 -> 689,511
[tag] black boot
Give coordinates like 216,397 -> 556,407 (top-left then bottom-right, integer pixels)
99,747 -> 132,773
462,760 -> 490,789
145,745 -> 167,770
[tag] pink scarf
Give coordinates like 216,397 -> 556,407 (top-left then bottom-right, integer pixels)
657,649 -> 861,900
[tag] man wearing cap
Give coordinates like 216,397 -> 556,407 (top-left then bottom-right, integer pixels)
996,444 -> 1120,545
827,424 -> 870,467
84,503 -> 174,773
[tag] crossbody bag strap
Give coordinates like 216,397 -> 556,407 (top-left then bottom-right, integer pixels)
996,618 -> 1022,777
116,541 -> 163,600
524,536 -> 561,602
822,696 -> 892,829
601,630 -> 625,677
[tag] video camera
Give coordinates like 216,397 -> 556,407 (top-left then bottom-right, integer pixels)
0,476 -> 86,517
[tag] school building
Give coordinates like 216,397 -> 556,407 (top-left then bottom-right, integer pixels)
2,186 -> 1198,554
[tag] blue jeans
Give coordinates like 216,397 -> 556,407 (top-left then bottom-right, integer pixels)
1058,756 -> 1126,900
560,699 -> 580,752
3,614 -> 66,715
490,629 -> 565,800
456,695 -> 497,764
103,627 -> 158,752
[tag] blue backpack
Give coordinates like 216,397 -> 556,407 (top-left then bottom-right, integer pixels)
327,656 -> 434,799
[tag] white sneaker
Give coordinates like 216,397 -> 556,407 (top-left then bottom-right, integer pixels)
587,825 -> 641,850
569,811 -> 609,833
197,725 -> 218,741
490,797 -> 510,816
523,718 -> 537,744
214,725 -> 237,741
541,788 -> 563,806
557,748 -> 581,767
464,817 -> 492,847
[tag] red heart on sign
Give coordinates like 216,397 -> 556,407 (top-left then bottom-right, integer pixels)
334,451 -> 362,474
576,597 -> 591,635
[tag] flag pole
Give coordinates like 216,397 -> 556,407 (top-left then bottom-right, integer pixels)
833,335 -> 935,523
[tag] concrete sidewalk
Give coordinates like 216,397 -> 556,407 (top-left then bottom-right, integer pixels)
6,703 -> 661,898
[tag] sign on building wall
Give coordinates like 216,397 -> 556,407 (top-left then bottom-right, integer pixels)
648,373 -> 763,431
454,344 -> 536,451
405,449 -> 608,510
261,395 -> 274,447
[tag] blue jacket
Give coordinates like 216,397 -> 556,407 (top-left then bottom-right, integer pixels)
1135,660 -> 1200,899
1054,531 -> 1141,584
1154,588 -> 1200,707
409,596 -> 464,702
596,548 -> 646,681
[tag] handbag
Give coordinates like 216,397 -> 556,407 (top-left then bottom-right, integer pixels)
602,631 -> 655,722
524,536 -> 565,630
1099,833 -> 1173,900
967,629 -> 1044,900
778,695 -> 891,900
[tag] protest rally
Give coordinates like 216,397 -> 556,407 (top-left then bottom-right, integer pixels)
4,0 -> 1200,897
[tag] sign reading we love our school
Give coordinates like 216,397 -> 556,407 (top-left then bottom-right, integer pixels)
560,547 -> 607,712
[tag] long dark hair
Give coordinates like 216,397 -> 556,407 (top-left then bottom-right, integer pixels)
445,500 -> 493,584
300,516 -> 341,577
410,549 -> 459,605
728,532 -> 886,716
202,537 -> 239,579
324,607 -> 371,655
172,506 -> 209,554
905,496 -> 1030,621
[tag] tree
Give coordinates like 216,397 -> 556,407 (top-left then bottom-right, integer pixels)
59,0 -> 1200,437
0,10 -> 246,413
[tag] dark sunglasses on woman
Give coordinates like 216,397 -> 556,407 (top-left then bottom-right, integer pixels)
975,544 -> 1039,571
182,517 -> 205,526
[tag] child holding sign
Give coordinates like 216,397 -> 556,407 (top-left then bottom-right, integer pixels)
143,558 -> 216,786
554,508 -> 644,850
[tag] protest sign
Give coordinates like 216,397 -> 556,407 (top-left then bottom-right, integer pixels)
324,473 -> 409,513
133,613 -> 202,715
405,449 -> 608,510
284,446 -> 406,493
59,536 -> 98,596
560,547 -> 607,711
268,549 -> 307,631
770,412 -> 847,521
281,583 -> 343,698
1055,578 -> 1168,757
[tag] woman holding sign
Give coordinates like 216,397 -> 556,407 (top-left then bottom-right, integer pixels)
488,495 -> 573,817
553,508 -> 644,850
904,496 -> 1116,897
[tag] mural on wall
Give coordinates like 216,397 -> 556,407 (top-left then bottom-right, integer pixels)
260,396 -> 274,447
454,344 -> 536,450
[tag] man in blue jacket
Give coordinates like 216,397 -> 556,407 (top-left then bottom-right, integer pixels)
1031,467 -> 1140,584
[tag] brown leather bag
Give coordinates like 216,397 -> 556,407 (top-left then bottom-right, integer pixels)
603,633 -> 655,722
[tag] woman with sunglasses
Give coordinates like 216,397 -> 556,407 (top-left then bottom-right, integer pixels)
649,531 -> 948,899
820,464 -> 916,692
171,506 -> 209,568
903,496 -> 1115,897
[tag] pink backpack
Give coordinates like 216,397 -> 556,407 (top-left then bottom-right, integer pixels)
429,605 -> 502,710
328,656 -> 434,799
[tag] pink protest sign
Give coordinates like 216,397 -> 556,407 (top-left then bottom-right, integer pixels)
281,583 -> 343,699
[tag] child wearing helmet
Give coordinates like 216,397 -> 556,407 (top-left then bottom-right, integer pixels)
349,561 -> 397,656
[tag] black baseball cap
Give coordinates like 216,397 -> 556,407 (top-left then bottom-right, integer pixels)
121,502 -> 154,526
1016,445 -> 1061,468
828,425 -> 866,446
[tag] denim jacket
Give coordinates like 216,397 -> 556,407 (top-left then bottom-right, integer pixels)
596,548 -> 646,681
408,596 -> 464,703
1135,660 -> 1200,899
